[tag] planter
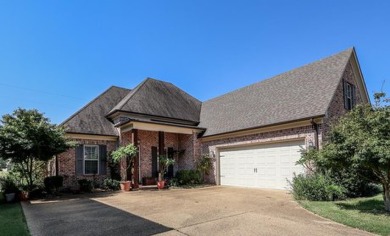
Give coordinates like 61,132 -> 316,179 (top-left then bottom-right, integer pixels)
5,193 -> 16,202
19,191 -> 29,201
157,180 -> 165,190
120,181 -> 131,191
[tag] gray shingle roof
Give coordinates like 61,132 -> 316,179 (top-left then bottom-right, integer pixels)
108,78 -> 202,124
61,86 -> 130,136
199,48 -> 354,137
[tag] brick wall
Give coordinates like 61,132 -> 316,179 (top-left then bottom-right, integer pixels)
178,133 -> 199,170
323,62 -> 363,139
57,139 -> 117,187
137,130 -> 158,178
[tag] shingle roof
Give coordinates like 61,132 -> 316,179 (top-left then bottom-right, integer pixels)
108,78 -> 202,124
199,48 -> 354,137
61,86 -> 130,136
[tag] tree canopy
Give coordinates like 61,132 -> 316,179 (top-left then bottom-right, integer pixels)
301,95 -> 390,211
0,108 -> 73,190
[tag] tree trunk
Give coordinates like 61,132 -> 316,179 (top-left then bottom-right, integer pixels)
384,184 -> 390,212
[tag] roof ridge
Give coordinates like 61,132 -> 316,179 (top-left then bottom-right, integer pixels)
107,78 -> 150,114
60,86 -> 129,126
203,48 -> 354,103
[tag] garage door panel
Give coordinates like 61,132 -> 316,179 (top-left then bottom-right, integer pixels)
219,140 -> 305,189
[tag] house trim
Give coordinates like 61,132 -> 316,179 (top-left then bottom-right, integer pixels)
119,120 -> 205,135
350,49 -> 370,104
201,117 -> 323,142
66,133 -> 118,141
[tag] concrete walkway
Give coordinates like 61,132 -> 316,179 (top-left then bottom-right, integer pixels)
22,187 -> 373,236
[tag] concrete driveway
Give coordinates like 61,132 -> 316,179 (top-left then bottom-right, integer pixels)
22,186 -> 372,236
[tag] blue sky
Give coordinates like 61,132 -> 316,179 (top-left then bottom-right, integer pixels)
0,1 -> 389,124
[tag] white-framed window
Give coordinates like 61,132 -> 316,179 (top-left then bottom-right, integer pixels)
84,145 -> 99,175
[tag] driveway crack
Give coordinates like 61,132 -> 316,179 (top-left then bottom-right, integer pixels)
176,211 -> 250,230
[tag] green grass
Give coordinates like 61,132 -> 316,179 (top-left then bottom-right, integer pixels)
0,203 -> 30,236
299,194 -> 390,236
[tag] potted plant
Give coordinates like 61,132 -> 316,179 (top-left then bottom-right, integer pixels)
157,155 -> 175,189
1,177 -> 19,202
111,144 -> 138,191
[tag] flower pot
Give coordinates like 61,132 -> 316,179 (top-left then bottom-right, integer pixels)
120,181 -> 131,191
19,191 -> 29,201
157,180 -> 165,190
5,193 -> 16,202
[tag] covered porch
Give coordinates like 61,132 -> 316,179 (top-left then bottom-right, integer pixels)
118,120 -> 204,188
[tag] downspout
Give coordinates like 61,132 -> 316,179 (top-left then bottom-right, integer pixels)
55,155 -> 58,176
310,118 -> 319,149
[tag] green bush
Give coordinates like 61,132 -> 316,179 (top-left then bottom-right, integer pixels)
103,178 -> 120,190
0,176 -> 19,194
326,168 -> 381,198
78,179 -> 93,192
175,170 -> 202,185
44,176 -> 64,193
291,173 -> 346,201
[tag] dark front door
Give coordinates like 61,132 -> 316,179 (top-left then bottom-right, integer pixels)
167,147 -> 174,178
151,146 -> 158,178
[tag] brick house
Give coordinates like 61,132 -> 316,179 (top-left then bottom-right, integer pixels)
57,48 -> 369,189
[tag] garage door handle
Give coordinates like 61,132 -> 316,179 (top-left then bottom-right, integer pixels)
254,168 -> 257,173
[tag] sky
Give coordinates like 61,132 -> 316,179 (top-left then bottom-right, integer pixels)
0,1 -> 389,124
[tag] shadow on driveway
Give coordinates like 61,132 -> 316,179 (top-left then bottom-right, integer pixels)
22,197 -> 172,236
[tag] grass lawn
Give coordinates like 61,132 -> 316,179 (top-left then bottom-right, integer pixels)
300,194 -> 390,236
0,203 -> 30,236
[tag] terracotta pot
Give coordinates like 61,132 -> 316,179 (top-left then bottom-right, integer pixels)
19,191 -> 29,201
120,181 -> 131,191
157,180 -> 165,190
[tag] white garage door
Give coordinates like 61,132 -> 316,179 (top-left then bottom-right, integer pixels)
219,140 -> 305,189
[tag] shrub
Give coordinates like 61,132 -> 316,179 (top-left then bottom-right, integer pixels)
103,178 -> 120,190
0,176 -> 19,194
327,168 -> 381,198
291,173 -> 346,201
175,170 -> 202,185
44,176 -> 64,194
78,179 -> 93,192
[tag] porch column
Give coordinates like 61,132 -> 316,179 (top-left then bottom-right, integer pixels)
133,129 -> 139,189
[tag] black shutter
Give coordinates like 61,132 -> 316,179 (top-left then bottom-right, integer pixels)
75,145 -> 84,176
152,147 -> 158,178
352,84 -> 356,108
99,145 -> 107,175
343,80 -> 348,109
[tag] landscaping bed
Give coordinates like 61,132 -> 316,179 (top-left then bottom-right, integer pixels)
299,194 -> 390,236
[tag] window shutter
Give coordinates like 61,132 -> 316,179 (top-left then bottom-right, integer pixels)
99,145 -> 107,175
352,85 -> 356,108
343,80 -> 348,109
75,145 -> 84,176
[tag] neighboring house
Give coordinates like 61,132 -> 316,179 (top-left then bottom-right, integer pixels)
57,48 -> 369,190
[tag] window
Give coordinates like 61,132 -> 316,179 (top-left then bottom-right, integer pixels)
344,81 -> 355,110
84,145 -> 99,175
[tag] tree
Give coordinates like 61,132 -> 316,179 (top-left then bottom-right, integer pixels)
0,108 -> 73,191
111,144 -> 138,183
316,95 -> 390,211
